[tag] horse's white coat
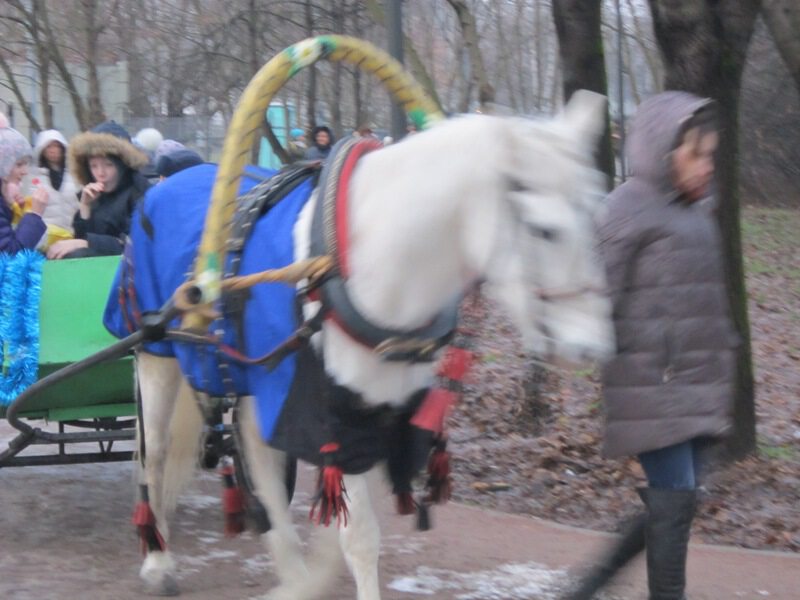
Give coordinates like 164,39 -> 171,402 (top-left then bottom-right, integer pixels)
136,91 -> 614,600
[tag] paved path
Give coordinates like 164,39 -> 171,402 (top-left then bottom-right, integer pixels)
1,421 -> 798,599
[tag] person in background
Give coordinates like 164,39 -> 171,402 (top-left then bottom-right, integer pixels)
47,121 -> 150,259
304,125 -> 334,161
287,128 -> 308,161
155,148 -> 204,180
0,113 -> 48,254
25,129 -> 79,234
355,124 -> 377,139
133,127 -> 164,183
563,93 -> 736,600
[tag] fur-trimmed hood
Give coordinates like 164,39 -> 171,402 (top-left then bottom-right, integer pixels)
68,131 -> 149,186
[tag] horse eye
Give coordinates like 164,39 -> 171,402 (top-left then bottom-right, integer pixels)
508,177 -> 529,193
526,223 -> 559,242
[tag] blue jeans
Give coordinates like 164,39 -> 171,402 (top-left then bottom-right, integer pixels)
637,438 -> 711,490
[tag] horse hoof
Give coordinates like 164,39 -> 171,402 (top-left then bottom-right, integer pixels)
143,573 -> 180,596
141,553 -> 180,596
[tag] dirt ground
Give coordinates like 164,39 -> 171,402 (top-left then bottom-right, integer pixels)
1,420 -> 799,600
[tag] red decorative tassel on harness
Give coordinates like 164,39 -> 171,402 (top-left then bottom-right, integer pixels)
395,491 -> 416,515
132,485 -> 166,555
425,439 -> 452,504
309,443 -> 349,527
408,310 -> 477,511
411,345 -> 474,435
220,464 -> 246,537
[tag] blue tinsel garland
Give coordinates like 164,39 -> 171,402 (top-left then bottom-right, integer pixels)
0,250 -> 45,406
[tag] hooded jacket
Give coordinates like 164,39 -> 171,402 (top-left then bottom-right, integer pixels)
68,123 -> 150,255
27,129 -> 80,232
597,91 -> 737,458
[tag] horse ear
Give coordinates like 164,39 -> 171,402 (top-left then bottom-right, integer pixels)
561,90 -> 607,145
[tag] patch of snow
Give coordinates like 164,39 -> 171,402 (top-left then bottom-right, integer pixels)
178,493 -> 220,510
381,534 -> 426,556
241,555 -> 273,575
387,562 -> 565,599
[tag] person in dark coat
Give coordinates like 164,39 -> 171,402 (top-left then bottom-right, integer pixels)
47,121 -> 150,259
563,92 -> 737,600
0,113 -> 48,254
303,125 -> 334,160
155,148 -> 204,180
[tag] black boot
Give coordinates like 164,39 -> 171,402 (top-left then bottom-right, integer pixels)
640,488 -> 697,600
561,512 -> 646,600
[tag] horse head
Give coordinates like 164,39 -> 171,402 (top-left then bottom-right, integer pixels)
480,91 -> 615,368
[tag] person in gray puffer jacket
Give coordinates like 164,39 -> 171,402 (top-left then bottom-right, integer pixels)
563,92 -> 737,600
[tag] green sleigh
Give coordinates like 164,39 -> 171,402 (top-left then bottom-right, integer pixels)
1,256 -> 136,467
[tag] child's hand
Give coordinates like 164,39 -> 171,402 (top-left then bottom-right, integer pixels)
6,182 -> 23,205
29,186 -> 48,216
80,182 -> 105,205
47,238 -> 88,260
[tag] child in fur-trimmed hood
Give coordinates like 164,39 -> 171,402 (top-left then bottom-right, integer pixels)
48,121 -> 150,259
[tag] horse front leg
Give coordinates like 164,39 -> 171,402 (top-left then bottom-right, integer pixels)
135,353 -> 200,596
339,470 -> 382,600
238,397 -> 310,598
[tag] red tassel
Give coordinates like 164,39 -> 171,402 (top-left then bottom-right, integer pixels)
395,491 -> 416,515
131,501 -> 166,555
441,346 -> 472,380
221,465 -> 246,537
410,387 -> 457,434
425,442 -> 452,504
309,444 -> 349,527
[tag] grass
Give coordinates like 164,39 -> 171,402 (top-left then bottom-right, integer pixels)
757,442 -> 798,461
742,207 -> 800,279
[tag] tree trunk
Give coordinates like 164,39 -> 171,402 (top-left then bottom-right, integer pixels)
364,0 -> 444,112
30,0 -> 52,130
123,0 -> 151,118
625,0 -> 663,91
0,55 -> 42,132
446,0 -> 495,109
551,0 -> 615,187
647,0 -> 761,459
38,0 -> 88,130
761,0 -> 800,96
303,0 -> 317,129
82,0 -> 107,126
331,0 -> 344,136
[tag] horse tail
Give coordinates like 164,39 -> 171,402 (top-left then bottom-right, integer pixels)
161,377 -> 204,513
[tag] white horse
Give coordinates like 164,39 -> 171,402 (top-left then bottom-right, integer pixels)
135,91 -> 614,599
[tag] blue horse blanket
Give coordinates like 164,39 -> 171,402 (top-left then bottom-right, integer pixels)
103,164 -> 314,441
